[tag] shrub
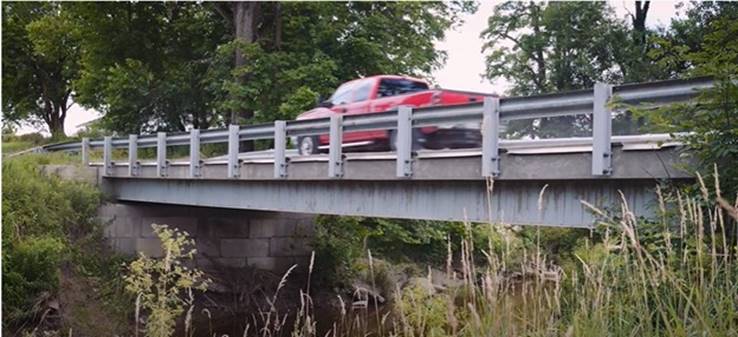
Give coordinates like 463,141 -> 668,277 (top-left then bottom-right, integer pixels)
2,237 -> 65,323
124,224 -> 210,337
2,154 -> 102,330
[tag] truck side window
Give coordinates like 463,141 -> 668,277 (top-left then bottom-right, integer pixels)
353,81 -> 373,102
377,79 -> 429,98
330,82 -> 355,106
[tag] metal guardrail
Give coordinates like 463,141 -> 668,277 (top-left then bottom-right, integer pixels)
43,77 -> 712,179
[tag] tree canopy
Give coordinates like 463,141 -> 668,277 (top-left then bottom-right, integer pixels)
2,2 -> 81,138
2,2 -> 475,136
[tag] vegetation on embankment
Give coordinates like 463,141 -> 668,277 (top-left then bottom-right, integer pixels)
2,153 -> 133,336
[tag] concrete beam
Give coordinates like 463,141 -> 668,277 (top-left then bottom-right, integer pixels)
104,177 -> 669,228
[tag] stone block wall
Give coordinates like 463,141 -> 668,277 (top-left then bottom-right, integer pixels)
98,202 -> 315,274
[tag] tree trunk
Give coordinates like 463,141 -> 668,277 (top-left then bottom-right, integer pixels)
231,2 -> 258,125
48,105 -> 66,139
633,1 -> 650,46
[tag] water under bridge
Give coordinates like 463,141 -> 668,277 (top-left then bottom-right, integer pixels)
44,78 -> 712,228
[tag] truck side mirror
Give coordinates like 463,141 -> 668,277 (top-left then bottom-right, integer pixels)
318,100 -> 334,108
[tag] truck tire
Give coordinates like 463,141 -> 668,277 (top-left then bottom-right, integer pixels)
297,136 -> 319,155
389,129 -> 423,152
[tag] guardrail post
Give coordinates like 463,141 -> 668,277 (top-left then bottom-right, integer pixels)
592,82 -> 613,176
329,115 -> 344,178
128,134 -> 139,176
81,137 -> 90,166
396,106 -> 413,178
274,121 -> 288,178
189,129 -> 201,178
227,125 -> 240,178
482,97 -> 501,177
156,132 -> 168,177
103,136 -> 113,176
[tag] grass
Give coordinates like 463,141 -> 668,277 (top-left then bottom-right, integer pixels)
231,175 -> 738,337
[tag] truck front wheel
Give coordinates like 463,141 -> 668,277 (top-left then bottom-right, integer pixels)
297,136 -> 319,156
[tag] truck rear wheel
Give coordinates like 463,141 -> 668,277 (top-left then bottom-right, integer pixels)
389,130 -> 423,152
297,136 -> 319,155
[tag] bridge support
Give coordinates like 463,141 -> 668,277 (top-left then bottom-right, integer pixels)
98,202 -> 314,273
104,177 -> 665,228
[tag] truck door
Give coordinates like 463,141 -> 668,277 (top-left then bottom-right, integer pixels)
342,79 -> 382,143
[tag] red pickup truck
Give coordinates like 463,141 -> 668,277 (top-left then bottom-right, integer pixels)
295,74 -> 490,155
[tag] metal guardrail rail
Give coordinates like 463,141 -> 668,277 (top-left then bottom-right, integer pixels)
43,77 -> 713,179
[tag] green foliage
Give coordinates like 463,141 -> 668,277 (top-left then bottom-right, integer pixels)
1,154 -> 103,330
62,2 -> 475,134
2,2 -> 80,137
71,2 -> 229,134
2,237 -> 65,323
395,282 -> 451,337
124,224 -> 210,337
480,2 -> 675,138
387,178 -> 738,337
2,132 -> 48,154
2,155 -> 99,241
312,215 -> 531,287
642,4 -> 738,199
482,2 -> 626,138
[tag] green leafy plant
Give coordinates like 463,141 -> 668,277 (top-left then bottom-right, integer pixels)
124,224 -> 211,337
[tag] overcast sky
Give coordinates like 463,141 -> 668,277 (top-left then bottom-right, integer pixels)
17,1 -> 683,136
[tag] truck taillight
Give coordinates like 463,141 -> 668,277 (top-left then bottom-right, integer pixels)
431,92 -> 441,105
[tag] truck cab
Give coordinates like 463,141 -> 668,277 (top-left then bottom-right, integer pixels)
296,75 -> 488,155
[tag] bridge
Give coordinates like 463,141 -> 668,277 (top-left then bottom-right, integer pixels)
45,77 -> 712,228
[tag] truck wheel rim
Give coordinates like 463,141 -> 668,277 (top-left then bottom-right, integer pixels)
300,138 -> 314,155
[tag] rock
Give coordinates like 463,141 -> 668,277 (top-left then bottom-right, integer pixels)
351,280 -> 386,307
429,268 -> 463,289
405,277 -> 437,295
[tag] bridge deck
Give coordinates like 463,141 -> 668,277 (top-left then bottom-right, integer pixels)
99,145 -> 692,228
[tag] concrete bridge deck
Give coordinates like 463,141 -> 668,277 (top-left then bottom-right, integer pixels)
97,140 -> 692,228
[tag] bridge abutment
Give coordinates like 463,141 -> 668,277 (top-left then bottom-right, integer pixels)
97,202 -> 315,273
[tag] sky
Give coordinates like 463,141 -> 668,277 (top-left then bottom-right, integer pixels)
16,1 -> 683,136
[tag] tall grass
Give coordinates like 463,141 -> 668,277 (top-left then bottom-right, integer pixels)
250,175 -> 738,337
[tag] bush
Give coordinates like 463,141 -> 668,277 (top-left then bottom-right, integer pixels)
2,237 -> 65,323
1,154 -> 102,330
124,224 -> 210,337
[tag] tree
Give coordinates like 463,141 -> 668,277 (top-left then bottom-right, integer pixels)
213,2 -> 260,125
71,3 -> 229,134
69,2 -> 474,135
216,2 -> 477,127
481,2 -> 627,138
650,2 -> 738,78
2,2 -> 81,138
645,3 -> 738,197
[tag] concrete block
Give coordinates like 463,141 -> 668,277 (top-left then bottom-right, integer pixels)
103,216 -> 136,237
98,203 -> 144,218
110,238 -> 136,255
202,217 -> 250,238
269,238 -> 312,257
220,238 -> 269,257
248,257 -> 297,272
40,165 -> 98,185
136,238 -> 164,258
215,257 -> 248,268
195,257 -> 215,269
141,217 -> 198,238
195,237 -> 220,257
250,217 -> 314,238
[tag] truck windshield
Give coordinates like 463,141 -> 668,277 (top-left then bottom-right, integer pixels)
377,78 -> 429,98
